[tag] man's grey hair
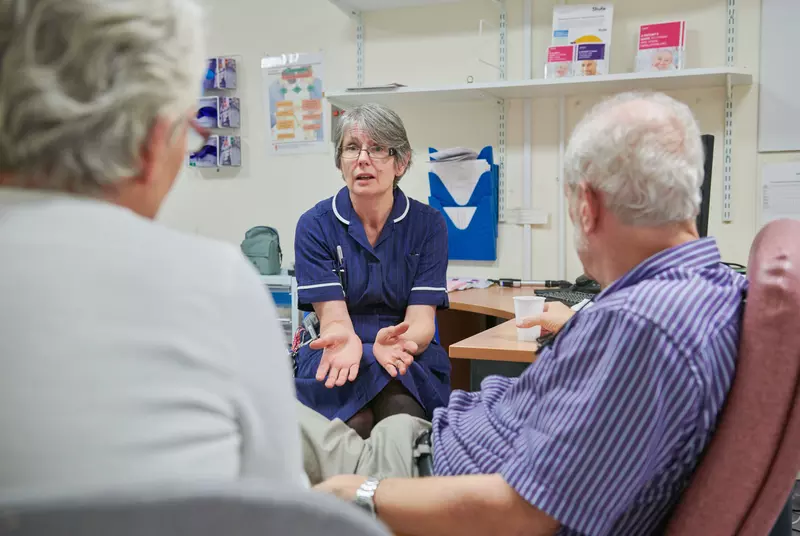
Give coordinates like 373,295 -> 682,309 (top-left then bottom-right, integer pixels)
564,92 -> 705,226
333,103 -> 413,184
0,0 -> 206,194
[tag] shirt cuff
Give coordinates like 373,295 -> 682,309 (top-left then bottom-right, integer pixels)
297,281 -> 344,310
408,286 -> 449,308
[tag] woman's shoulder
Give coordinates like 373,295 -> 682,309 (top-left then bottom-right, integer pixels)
406,196 -> 447,229
298,195 -> 336,226
407,195 -> 444,219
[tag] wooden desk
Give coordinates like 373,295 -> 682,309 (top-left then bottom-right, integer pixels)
437,286 -> 543,390
447,286 -> 538,319
449,320 -> 538,363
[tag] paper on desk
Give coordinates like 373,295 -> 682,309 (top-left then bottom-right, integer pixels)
447,278 -> 493,292
429,159 -> 490,206
762,162 -> 800,224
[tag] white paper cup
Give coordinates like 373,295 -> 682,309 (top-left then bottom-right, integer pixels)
513,296 -> 546,341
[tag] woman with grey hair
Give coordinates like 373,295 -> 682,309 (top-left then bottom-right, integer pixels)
0,0 -> 306,497
293,103 -> 450,439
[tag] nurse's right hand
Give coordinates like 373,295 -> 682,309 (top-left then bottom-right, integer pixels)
310,326 -> 363,389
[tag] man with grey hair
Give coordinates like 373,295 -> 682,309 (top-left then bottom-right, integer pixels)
0,0 -> 305,499
307,92 -> 748,536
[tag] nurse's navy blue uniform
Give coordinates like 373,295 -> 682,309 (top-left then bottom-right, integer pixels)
294,187 -> 451,422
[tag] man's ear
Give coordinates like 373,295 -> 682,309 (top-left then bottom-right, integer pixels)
138,116 -> 174,185
578,183 -> 601,234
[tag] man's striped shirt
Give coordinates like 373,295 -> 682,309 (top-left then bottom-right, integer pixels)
432,238 -> 747,535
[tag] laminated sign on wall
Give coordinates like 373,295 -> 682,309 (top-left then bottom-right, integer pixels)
261,52 -> 326,155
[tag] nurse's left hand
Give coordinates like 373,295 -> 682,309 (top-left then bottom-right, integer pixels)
374,323 -> 417,378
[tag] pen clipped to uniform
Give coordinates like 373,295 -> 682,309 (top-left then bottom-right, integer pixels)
336,245 -> 347,293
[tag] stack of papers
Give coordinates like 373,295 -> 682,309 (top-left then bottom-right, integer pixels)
447,278 -> 493,293
345,83 -> 406,92
429,147 -> 479,162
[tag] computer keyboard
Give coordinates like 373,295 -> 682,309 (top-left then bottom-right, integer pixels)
534,289 -> 596,307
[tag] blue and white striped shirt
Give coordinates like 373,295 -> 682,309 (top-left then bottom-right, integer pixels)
432,238 -> 747,535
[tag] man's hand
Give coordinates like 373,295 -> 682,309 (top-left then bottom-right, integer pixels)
314,474 -> 366,502
373,323 -> 418,377
516,301 -> 575,334
310,325 -> 363,388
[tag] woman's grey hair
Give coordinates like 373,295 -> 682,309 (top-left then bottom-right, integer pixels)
333,103 -> 413,184
564,92 -> 705,226
0,0 -> 206,194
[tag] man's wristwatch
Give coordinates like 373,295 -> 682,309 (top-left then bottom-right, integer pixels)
354,477 -> 381,517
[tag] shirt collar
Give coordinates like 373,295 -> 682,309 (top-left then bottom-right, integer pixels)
332,186 -> 410,226
597,237 -> 723,300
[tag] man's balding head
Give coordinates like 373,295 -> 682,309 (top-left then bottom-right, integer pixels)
565,92 -> 704,226
563,92 -> 705,284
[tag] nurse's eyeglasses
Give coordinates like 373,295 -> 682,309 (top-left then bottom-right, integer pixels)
340,144 -> 397,161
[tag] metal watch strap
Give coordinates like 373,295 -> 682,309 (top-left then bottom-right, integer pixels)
354,476 -> 381,517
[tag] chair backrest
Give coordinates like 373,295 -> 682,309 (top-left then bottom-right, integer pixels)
666,218 -> 800,535
0,483 -> 390,536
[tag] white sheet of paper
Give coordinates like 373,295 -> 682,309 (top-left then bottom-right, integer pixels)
443,206 -> 478,230
430,160 -> 490,206
762,162 -> 800,224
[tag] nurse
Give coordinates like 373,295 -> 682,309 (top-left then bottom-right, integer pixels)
293,103 -> 450,439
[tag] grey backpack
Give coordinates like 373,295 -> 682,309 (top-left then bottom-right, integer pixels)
241,226 -> 282,275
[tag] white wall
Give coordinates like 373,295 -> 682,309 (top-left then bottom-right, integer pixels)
159,0 -> 777,281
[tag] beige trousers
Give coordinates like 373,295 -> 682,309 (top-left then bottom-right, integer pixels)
297,401 -> 432,485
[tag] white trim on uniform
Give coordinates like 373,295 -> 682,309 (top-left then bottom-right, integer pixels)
297,282 -> 343,291
411,286 -> 447,292
332,196 -> 350,225
332,190 -> 411,225
393,193 -> 411,223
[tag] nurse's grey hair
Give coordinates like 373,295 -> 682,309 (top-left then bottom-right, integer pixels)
564,91 -> 704,226
333,103 -> 413,184
0,0 -> 205,194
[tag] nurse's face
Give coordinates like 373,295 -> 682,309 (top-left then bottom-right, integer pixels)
340,126 -> 406,198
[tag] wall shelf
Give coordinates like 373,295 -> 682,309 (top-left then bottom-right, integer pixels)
326,67 -> 751,108
329,0 -> 462,15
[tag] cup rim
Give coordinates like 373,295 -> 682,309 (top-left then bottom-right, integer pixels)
513,295 -> 546,301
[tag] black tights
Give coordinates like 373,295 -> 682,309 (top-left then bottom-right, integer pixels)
346,381 -> 427,439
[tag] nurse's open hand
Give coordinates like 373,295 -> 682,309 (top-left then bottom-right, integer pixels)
310,327 -> 363,389
374,322 -> 417,378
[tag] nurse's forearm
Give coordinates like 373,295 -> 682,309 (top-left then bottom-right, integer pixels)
403,305 -> 437,355
314,300 -> 357,336
402,323 -> 434,355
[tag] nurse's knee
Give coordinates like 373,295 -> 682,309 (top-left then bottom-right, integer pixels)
346,407 -> 375,439
372,380 -> 427,422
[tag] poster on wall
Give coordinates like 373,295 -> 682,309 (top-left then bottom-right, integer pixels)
261,52 -> 326,155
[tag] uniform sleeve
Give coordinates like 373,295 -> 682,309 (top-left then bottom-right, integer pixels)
294,212 -> 344,311
499,309 -> 697,535
408,212 -> 449,308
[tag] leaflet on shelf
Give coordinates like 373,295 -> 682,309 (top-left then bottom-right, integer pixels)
635,20 -> 686,72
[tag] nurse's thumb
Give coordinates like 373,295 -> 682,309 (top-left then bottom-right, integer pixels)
310,334 -> 345,350
392,322 -> 410,337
